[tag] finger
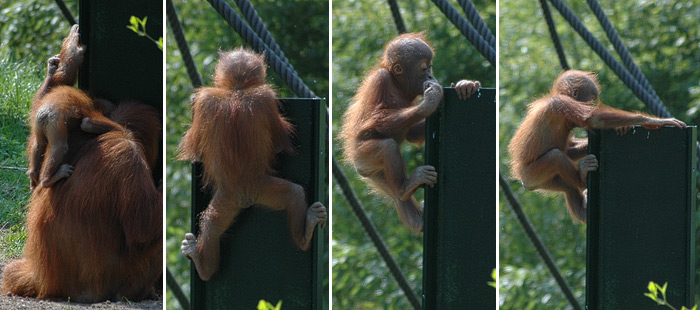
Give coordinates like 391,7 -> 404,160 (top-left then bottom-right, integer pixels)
468,83 -> 478,96
458,86 -> 467,100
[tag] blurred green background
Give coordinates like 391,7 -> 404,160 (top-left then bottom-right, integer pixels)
499,0 -> 700,309
165,1 -> 328,309
332,0 -> 495,308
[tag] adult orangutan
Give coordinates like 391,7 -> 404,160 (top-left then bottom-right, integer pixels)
2,24 -> 161,301
2,101 -> 162,302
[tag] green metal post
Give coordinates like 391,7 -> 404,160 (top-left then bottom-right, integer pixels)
424,88 -> 497,309
79,0 -> 162,180
587,126 -> 697,309
190,99 -> 327,310
79,1 -> 162,107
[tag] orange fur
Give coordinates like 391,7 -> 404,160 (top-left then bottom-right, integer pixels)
2,102 -> 162,302
508,70 -> 686,222
339,33 -> 441,234
178,48 -> 325,281
27,24 -> 121,190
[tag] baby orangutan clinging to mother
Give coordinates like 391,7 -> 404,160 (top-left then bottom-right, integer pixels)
179,48 -> 327,281
27,24 -> 122,190
508,70 -> 686,223
340,32 -> 480,234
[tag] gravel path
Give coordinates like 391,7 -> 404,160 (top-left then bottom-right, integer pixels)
0,295 -> 163,309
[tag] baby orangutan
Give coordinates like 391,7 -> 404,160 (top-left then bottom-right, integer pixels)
340,33 -> 480,233
508,70 -> 686,222
27,24 -> 121,190
179,48 -> 327,281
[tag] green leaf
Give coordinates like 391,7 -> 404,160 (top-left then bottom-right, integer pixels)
644,292 -> 658,302
488,268 -> 497,288
129,15 -> 138,27
257,300 -> 274,310
648,281 -> 658,294
660,282 -> 668,299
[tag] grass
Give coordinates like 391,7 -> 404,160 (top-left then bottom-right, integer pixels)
0,56 -> 41,260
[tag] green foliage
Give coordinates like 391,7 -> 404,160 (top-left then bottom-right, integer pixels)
0,0 -> 76,61
0,225 -> 27,261
500,1 -> 700,309
645,281 -> 698,310
165,1 -> 328,309
257,300 -> 282,310
0,55 -> 43,259
126,16 -> 163,50
0,0 -> 76,264
332,0 -> 495,308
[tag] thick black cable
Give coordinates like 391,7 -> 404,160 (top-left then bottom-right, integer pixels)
546,0 -> 670,118
584,0 -> 700,169
163,3 -> 203,308
539,0 -> 569,70
54,0 -> 76,25
586,0 -> 661,104
387,0 -> 407,34
457,0 -> 495,49
206,0 -> 316,98
499,173 -> 583,310
166,0 -> 203,88
166,268 -> 190,310
548,0 -> 700,169
233,0 -> 298,76
332,157 -> 421,310
429,0 -> 495,66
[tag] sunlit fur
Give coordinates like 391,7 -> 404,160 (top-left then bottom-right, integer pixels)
2,103 -> 162,302
508,70 -> 685,222
340,33 -> 441,234
178,48 -> 325,281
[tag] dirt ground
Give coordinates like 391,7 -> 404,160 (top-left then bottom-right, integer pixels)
0,259 -> 163,309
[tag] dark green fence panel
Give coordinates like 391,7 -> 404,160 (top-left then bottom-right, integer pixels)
79,0 -> 162,181
587,126 -> 697,309
79,0 -> 162,108
424,88 -> 496,309
191,99 -> 327,310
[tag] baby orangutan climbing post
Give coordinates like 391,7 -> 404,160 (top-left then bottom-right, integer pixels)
508,70 -> 686,222
340,32 -> 480,234
179,48 -> 327,281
